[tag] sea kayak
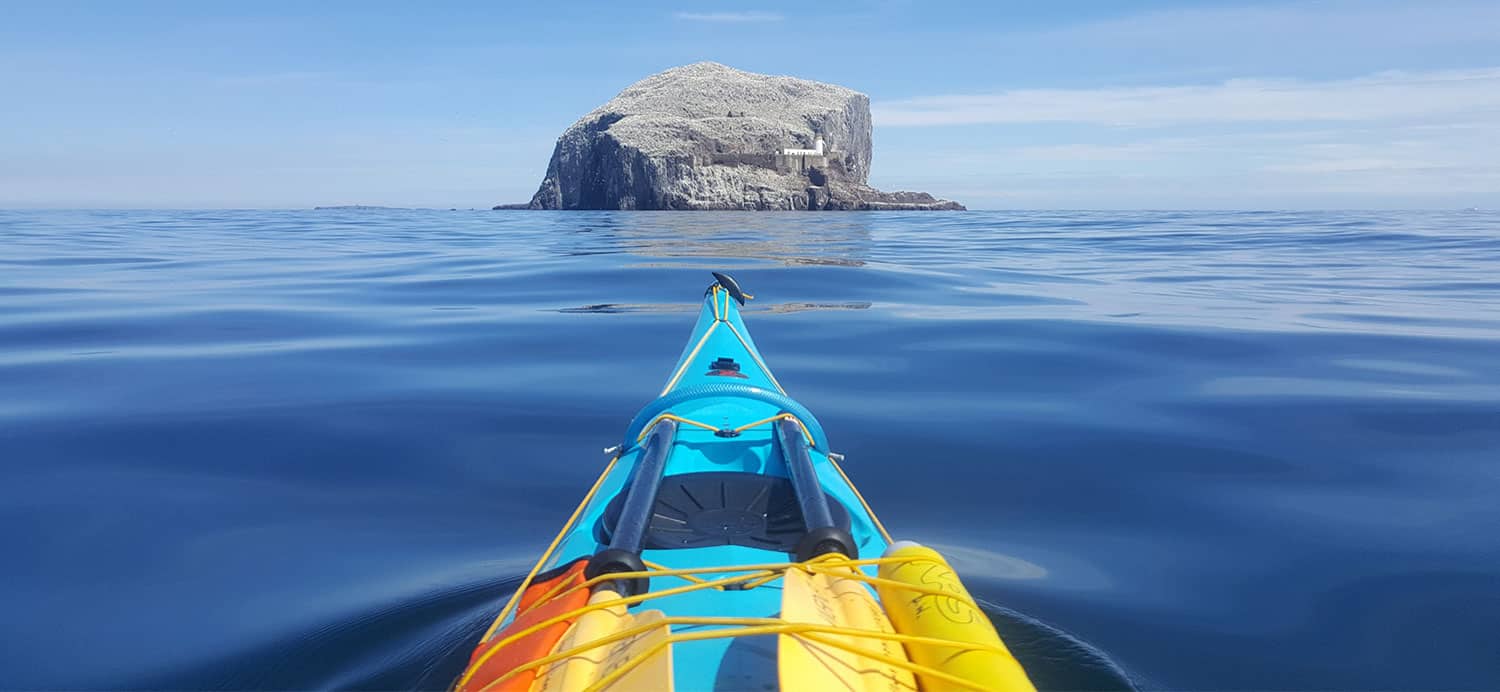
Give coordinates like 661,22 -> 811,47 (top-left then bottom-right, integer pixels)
455,274 -> 1034,691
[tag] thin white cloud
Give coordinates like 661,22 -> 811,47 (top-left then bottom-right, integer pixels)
871,113 -> 1499,209
1261,158 -> 1432,174
874,68 -> 1500,127
1005,143 -> 1167,162
672,11 -> 783,23
1023,0 -> 1500,57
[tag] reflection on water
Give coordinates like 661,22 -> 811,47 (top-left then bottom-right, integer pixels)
931,542 -> 1050,580
549,211 -> 873,267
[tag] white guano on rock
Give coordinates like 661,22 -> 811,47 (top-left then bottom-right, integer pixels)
511,62 -> 965,211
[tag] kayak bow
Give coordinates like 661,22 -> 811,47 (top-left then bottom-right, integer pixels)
456,275 -> 1034,692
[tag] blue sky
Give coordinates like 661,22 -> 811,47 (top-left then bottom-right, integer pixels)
3,0 -> 1497,209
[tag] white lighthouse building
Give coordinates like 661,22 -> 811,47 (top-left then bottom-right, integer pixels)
782,135 -> 825,156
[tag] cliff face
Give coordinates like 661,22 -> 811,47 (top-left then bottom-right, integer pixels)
518,63 -> 963,211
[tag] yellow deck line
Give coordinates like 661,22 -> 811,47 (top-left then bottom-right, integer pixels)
725,320 -> 784,393
829,456 -> 893,543
659,320 -> 718,395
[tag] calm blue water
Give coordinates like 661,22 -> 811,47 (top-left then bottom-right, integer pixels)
2,209 -> 1498,690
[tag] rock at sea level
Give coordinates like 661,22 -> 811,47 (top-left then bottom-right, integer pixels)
507,62 -> 964,211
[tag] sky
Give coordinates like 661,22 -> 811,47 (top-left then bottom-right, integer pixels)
2,0 -> 1497,209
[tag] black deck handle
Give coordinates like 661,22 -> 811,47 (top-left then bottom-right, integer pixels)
586,419 -> 678,596
777,418 -> 856,561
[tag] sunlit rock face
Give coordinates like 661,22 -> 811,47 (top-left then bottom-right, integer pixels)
516,62 -> 964,211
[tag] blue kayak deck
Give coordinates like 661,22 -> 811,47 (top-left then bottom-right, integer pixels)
496,281 -> 893,690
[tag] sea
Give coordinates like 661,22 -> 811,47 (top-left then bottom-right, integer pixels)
2,209 -> 1497,690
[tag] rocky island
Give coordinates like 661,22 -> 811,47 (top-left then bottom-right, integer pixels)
503,62 -> 963,211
